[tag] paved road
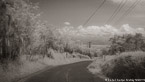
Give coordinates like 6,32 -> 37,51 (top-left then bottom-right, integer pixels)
22,61 -> 105,82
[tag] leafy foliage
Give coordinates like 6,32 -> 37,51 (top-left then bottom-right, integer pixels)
108,33 -> 145,55
0,0 -> 38,62
101,51 -> 145,79
0,0 -> 97,63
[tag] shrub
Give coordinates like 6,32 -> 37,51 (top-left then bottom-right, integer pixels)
101,51 -> 145,79
108,33 -> 145,55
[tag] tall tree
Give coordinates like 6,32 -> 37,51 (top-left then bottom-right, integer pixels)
0,0 -> 39,62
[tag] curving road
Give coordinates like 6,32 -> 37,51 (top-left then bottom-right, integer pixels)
20,61 -> 105,82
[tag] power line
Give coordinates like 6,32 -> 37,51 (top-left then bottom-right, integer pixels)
106,0 -> 124,24
82,0 -> 106,26
114,0 -> 141,26
106,0 -> 126,24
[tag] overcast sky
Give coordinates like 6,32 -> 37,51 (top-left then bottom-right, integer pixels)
30,0 -> 145,44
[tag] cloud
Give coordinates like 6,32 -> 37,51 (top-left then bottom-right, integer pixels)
64,22 -> 70,25
120,24 -> 145,34
61,24 -> 145,37
59,24 -> 145,44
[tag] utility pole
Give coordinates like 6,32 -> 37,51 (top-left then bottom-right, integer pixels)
88,42 -> 91,48
88,42 -> 92,59
65,42 -> 68,58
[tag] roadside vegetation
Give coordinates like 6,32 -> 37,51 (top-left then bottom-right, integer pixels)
1,0 -> 145,81
0,0 -> 95,82
88,33 -> 145,79
101,51 -> 145,79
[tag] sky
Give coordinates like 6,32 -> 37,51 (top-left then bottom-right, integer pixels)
30,0 -> 145,27
30,0 -> 145,45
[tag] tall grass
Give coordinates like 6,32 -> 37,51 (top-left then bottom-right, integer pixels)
0,50 -> 89,82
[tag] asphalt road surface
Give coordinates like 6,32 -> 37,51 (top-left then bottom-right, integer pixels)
22,61 -> 105,82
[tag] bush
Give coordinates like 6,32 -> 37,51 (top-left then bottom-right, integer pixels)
101,51 -> 145,79
108,33 -> 145,55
